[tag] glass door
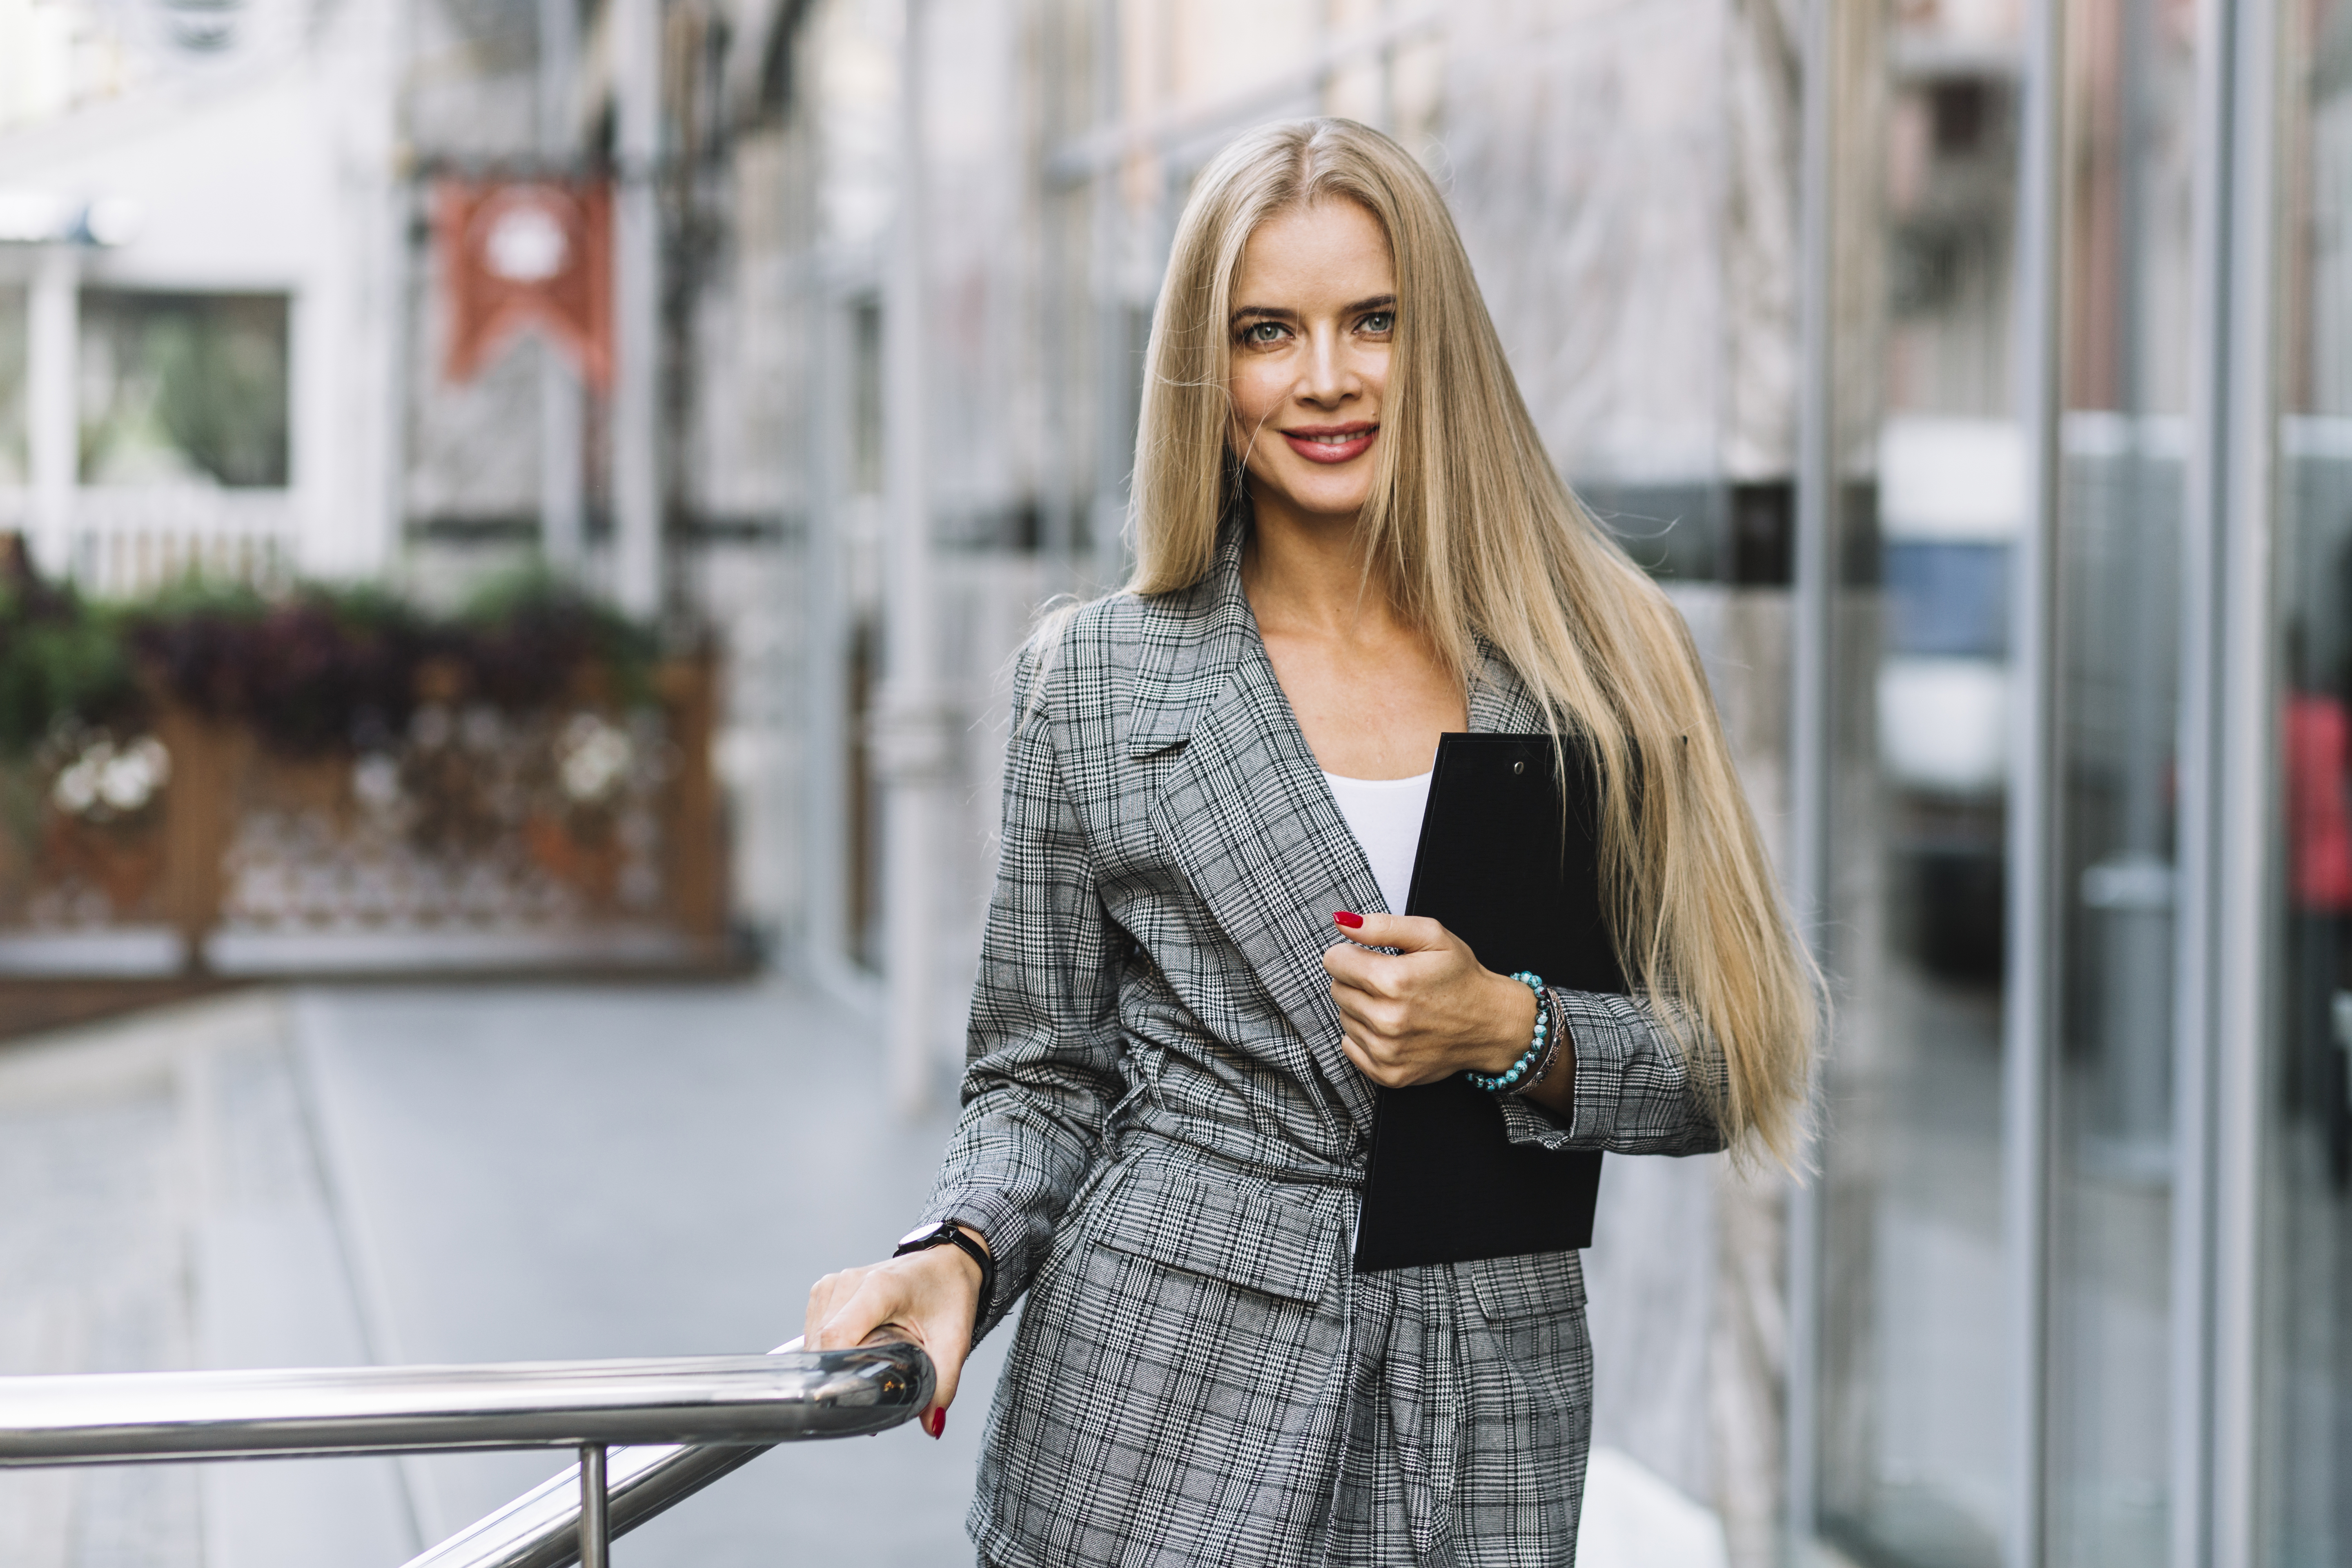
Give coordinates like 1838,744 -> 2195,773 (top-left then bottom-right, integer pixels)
1813,2 -> 2024,1561
1806,0 -> 2214,1559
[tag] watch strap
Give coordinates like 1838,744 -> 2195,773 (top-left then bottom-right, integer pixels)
893,1223 -> 994,1336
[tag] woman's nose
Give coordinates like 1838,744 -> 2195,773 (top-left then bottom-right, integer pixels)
1299,330 -> 1357,404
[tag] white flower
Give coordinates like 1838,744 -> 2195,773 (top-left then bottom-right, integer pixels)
556,713 -> 635,804
461,705 -> 503,752
352,752 -> 402,811
51,734 -> 170,818
98,741 -> 165,811
52,757 -> 100,815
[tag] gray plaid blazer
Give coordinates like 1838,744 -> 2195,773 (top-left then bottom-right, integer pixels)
919,526 -> 1723,1567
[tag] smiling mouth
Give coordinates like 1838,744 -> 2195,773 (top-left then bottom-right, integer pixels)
1281,424 -> 1378,464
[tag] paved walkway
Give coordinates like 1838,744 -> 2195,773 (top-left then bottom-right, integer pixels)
0,979 -> 1727,1567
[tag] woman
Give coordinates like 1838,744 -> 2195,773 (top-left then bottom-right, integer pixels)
807,118 -> 1813,1566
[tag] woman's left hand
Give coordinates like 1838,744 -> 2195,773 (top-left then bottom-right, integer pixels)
1322,911 -> 1539,1087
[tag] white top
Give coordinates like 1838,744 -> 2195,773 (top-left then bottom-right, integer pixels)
1321,770 -> 1434,917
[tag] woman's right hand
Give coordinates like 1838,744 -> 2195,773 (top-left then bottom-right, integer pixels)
805,1230 -> 984,1437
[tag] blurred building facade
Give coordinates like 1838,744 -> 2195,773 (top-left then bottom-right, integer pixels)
0,0 -> 2346,1564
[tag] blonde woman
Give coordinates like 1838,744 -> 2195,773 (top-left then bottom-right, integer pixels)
807,118 -> 1813,1566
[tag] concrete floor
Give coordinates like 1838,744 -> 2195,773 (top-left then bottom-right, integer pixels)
0,979 -> 1725,1567
0,980 -> 1005,1566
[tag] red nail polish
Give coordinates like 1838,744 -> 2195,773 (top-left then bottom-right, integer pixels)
924,1408 -> 946,1439
1334,911 -> 1363,929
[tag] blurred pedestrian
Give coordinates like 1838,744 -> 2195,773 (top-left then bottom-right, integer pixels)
807,118 -> 1814,1566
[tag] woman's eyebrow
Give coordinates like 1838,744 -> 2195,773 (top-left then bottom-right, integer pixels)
1229,294 -> 1396,327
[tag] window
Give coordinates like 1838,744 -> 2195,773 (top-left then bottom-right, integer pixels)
77,290 -> 290,488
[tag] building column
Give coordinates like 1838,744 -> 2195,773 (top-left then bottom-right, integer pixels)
610,0 -> 661,616
876,0 -> 951,1112
27,246 -> 78,579
539,0 -> 586,576
1088,0 -> 1127,594
541,359 -> 586,574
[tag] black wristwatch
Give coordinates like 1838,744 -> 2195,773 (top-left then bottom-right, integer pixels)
895,1222 -> 995,1335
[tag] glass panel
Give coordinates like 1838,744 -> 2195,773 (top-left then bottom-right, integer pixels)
1815,3 -> 2022,1563
2045,0 -> 2202,1558
0,287 -> 24,486
76,290 -> 290,488
2264,0 -> 2352,1556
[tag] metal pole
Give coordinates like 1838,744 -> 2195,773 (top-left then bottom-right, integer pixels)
2167,0 -> 2239,1557
578,1443 -> 608,1568
0,1348 -> 930,1462
2205,0 -> 2283,1558
1782,0 -> 1837,1548
2006,0 -> 2068,1555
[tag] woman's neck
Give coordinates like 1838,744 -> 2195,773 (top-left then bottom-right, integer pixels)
1239,486 -> 1466,781
1240,489 -> 1405,645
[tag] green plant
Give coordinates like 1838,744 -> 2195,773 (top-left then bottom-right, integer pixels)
127,567 -> 664,754
0,546 -> 670,760
0,572 -> 143,759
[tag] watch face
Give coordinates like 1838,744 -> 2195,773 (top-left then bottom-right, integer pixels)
898,1223 -> 944,1250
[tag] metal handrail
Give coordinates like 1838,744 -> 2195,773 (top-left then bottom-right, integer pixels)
0,1339 -> 933,1567
401,1337 -> 884,1568
401,1423 -> 783,1568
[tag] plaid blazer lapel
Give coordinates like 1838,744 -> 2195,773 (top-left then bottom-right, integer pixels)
1469,638 -> 1551,735
1132,529 -> 1385,1136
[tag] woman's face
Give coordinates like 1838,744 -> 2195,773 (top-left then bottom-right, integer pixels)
1227,198 -> 1396,526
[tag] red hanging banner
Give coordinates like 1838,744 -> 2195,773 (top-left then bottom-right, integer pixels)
436,179 -> 613,389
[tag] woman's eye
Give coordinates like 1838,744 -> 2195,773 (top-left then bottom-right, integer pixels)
1360,311 -> 1395,334
1242,321 -> 1286,344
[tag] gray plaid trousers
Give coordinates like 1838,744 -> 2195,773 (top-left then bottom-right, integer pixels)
920,530 -> 1724,1567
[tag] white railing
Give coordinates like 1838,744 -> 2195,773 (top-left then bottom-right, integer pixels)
64,486 -> 297,597
0,484 -> 298,598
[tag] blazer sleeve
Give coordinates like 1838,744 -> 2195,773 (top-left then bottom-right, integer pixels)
1494,988 -> 1727,1157
914,640 -> 1126,1339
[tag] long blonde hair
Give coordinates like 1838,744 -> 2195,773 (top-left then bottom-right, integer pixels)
1127,117 -> 1815,1162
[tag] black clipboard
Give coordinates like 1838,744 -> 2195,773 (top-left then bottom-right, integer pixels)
1350,733 -> 1618,1272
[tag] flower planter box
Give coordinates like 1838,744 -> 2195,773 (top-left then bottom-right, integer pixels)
0,657 -> 725,976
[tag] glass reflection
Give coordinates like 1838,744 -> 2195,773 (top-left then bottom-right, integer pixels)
2046,0 -> 2201,1557
2265,0 -> 2352,1556
1816,2 -> 2020,1563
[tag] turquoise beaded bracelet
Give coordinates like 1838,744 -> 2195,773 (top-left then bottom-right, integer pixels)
1465,971 -> 1550,1094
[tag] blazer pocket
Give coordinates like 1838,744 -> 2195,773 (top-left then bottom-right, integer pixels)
1096,1169 -> 1337,1305
1468,1249 -> 1587,1323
